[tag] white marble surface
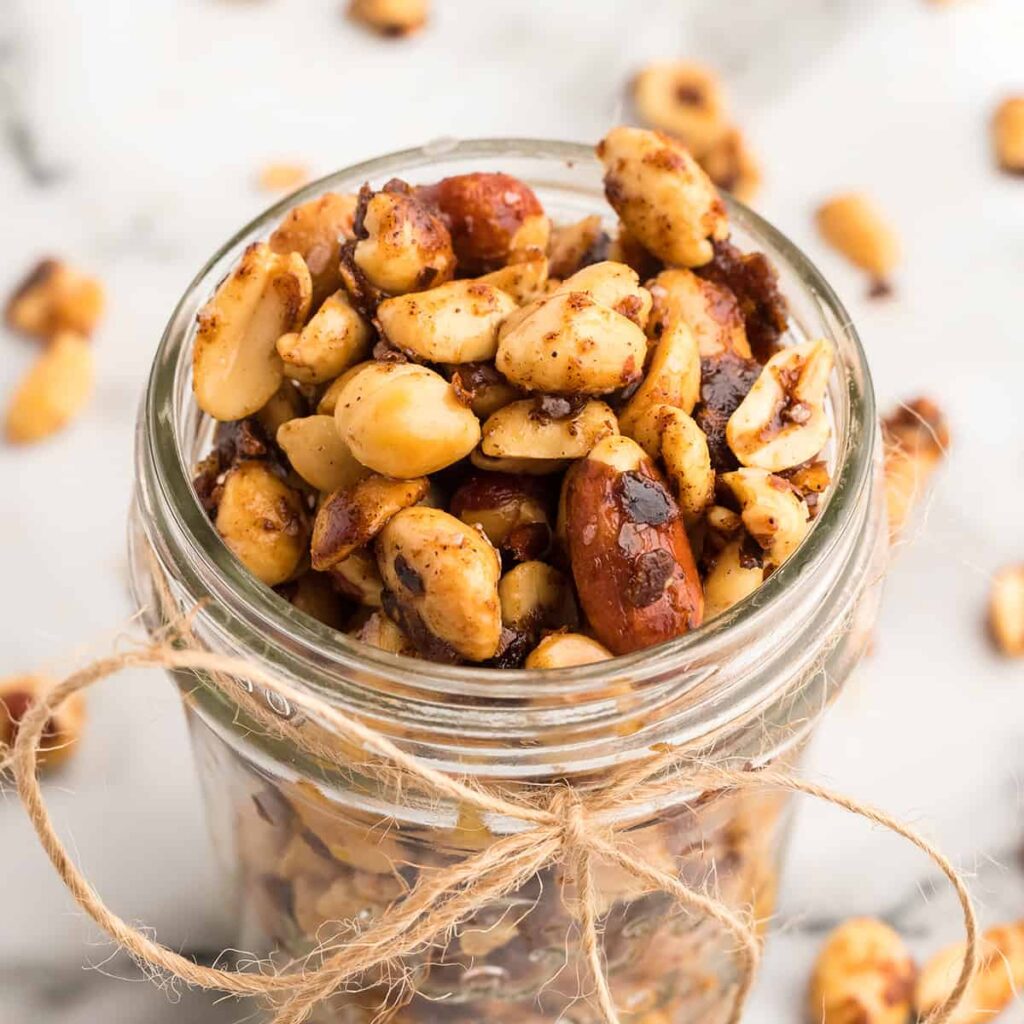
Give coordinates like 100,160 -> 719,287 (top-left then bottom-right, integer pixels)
1,0 -> 1023,1021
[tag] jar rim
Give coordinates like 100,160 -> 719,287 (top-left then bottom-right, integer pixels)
137,136 -> 876,736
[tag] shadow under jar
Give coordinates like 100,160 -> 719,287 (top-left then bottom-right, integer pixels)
128,139 -> 886,1024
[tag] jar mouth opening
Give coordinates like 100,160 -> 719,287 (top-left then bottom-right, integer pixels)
140,137 -> 876,709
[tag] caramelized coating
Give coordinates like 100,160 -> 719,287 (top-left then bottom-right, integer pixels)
648,267 -> 751,359
420,172 -> 548,272
693,350 -> 762,473
694,238 -> 788,362
564,436 -> 703,654
311,475 -> 429,570
450,473 -> 551,563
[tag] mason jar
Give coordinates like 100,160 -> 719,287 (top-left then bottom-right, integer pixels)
127,139 -> 886,1024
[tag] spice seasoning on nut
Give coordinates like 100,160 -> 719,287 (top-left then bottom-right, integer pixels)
816,192 -> 901,298
808,917 -> 917,1024
189,126 -> 839,662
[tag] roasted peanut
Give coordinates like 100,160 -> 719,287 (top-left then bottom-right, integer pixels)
699,127 -> 761,204
547,215 -> 605,278
808,917 -> 916,1024
551,261 -> 652,328
469,448 -> 569,477
481,397 -> 617,460
255,381 -> 307,436
352,610 -> 418,657
450,473 -> 552,561
564,435 -> 703,654
816,193 -> 900,292
276,415 -> 369,493
882,397 -> 950,538
648,267 -> 751,359
727,339 -> 834,472
447,361 -> 523,419
475,252 -> 550,304
278,571 -> 349,630
269,192 -> 358,307
5,331 -> 94,444
328,548 -> 384,606
377,279 -> 518,363
498,561 -> 577,633
348,0 -> 427,36
193,243 -> 312,421
994,97 -> 1024,174
524,633 -> 613,670
311,474 -> 429,570
421,172 -> 549,272
631,61 -> 728,158
722,468 -> 810,568
215,461 -> 310,586
334,362 -> 480,477
916,922 -> 1024,1024
256,162 -> 308,193
597,126 -> 729,268
496,290 -> 646,395
316,362 -> 371,416
377,507 -> 502,662
352,184 -> 455,295
4,258 -> 105,341
629,405 -> 714,525
617,316 -> 702,437
702,540 -> 763,620
276,290 -> 371,384
989,565 -> 1024,657
1,675 -> 86,771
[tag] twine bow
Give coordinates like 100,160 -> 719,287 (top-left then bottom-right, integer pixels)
1,636 -> 978,1024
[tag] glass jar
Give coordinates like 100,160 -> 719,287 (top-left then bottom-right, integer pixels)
128,139 -> 886,1024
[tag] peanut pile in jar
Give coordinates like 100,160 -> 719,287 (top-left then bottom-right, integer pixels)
191,126 -> 834,668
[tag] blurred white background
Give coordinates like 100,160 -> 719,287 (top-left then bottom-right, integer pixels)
1,0 -> 1022,1021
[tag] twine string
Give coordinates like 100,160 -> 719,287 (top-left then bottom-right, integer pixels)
0,637 -> 978,1024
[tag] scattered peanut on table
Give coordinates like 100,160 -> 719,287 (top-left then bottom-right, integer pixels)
189,126 -> 843,667
993,96 -> 1024,175
0,675 -> 86,771
816,192 -> 901,297
807,917 -> 916,1024
347,0 -> 428,37
988,564 -> 1024,657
